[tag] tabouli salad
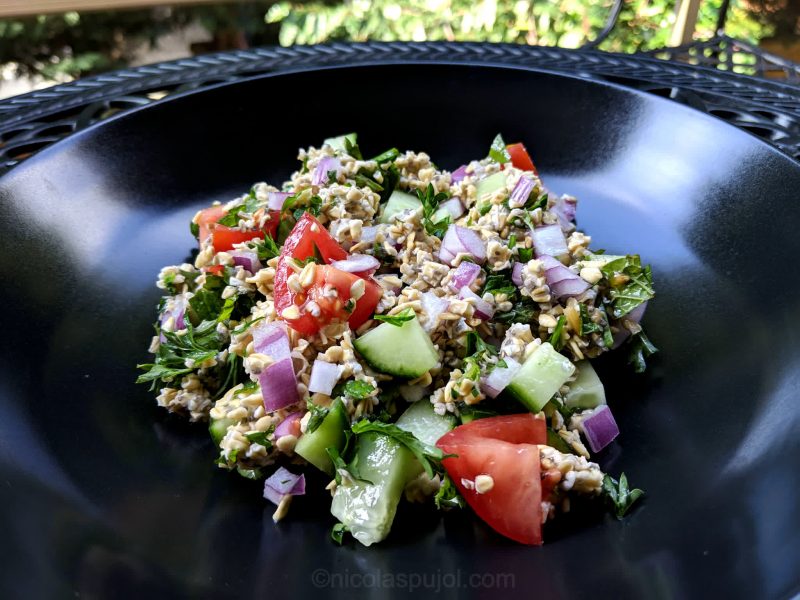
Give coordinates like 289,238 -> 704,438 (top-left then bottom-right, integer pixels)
138,133 -> 656,546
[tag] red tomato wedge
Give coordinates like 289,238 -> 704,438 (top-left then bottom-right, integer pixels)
273,213 -> 380,335
194,205 -> 280,253
436,414 -> 547,545
506,142 -> 538,175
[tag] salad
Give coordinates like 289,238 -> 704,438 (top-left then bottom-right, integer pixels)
138,133 -> 656,546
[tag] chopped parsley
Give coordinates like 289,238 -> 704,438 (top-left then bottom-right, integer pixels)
626,330 -> 658,374
248,234 -> 280,262
518,247 -> 534,262
508,234 -> 517,250
344,380 -> 375,400
599,254 -> 655,319
548,315 -> 567,351
417,183 -> 451,239
579,303 -> 603,336
488,133 -> 511,164
190,221 -> 199,239
305,400 -> 329,434
244,430 -> 273,448
331,523 -> 349,545
344,136 -> 363,160
373,307 -> 415,327
494,297 -> 537,324
603,472 -> 644,519
371,147 -> 400,163
434,474 -> 466,510
482,272 -> 517,298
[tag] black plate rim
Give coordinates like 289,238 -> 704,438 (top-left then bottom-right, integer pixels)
3,59 -> 800,188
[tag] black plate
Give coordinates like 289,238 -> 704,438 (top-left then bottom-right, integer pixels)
1,63 -> 799,600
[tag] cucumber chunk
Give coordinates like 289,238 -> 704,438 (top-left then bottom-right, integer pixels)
353,315 -> 438,378
209,417 -> 235,446
565,360 -> 606,409
330,401 -> 453,546
295,398 -> 348,476
476,171 -> 507,201
507,342 -> 576,413
379,190 -> 422,224
322,133 -> 357,153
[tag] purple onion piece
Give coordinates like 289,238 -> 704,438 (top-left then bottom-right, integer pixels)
459,287 -> 494,320
230,250 -> 262,273
312,156 -> 341,186
274,411 -> 302,438
449,261 -> 481,291
481,357 -> 521,398
582,405 -> 620,453
550,276 -> 591,299
361,225 -> 379,244
553,195 -> 577,230
252,321 -> 291,361
533,225 -> 568,262
611,301 -> 648,349
259,357 -> 298,412
331,253 -> 380,275
263,467 -> 305,505
308,360 -> 340,395
509,175 -> 535,208
268,191 -> 292,211
420,292 -> 450,332
454,226 -> 486,264
439,197 -> 465,220
511,262 -> 525,287
451,165 -> 468,183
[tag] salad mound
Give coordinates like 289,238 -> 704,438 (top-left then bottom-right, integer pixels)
138,133 -> 655,546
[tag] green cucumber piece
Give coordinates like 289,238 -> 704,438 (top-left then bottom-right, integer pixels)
323,133 -> 357,153
295,398 -> 348,476
475,171 -> 507,201
431,205 -> 452,224
379,190 -> 422,224
353,315 -> 439,378
330,401 -> 453,546
565,360 -> 606,409
209,417 -> 235,447
507,342 -> 576,413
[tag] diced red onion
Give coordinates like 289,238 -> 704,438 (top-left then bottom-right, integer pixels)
267,191 -> 291,211
451,165 -> 468,183
312,156 -> 341,186
258,357 -> 298,412
449,261 -> 481,291
512,262 -> 525,287
331,253 -> 380,276
538,254 -> 590,300
439,198 -> 465,220
274,411 -> 302,438
581,405 -> 620,453
611,301 -> 648,349
159,296 -> 187,342
263,467 -> 305,505
533,225 -> 568,262
308,360 -> 340,395
481,357 -> 521,398
229,250 -> 262,273
459,287 -> 494,320
553,195 -> 577,231
509,175 -> 535,208
420,291 -> 450,332
441,225 -> 486,266
253,321 -> 291,361
361,225 -> 379,244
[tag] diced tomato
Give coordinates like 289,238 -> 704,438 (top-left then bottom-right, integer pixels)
273,214 -> 379,335
436,414 -> 548,545
193,205 -> 280,253
506,142 -> 538,175
205,264 -> 225,276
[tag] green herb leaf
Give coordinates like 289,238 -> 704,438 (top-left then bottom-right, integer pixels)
190,221 -> 200,239
306,400 -> 329,434
482,272 -> 517,297
464,331 -> 498,361
434,474 -> 466,510
417,183 -> 451,239
244,430 -> 272,447
331,523 -> 349,545
494,297 -> 537,324
528,193 -> 548,211
488,133 -> 511,164
354,173 -> 384,192
603,472 -> 644,519
350,420 -> 452,479
249,234 -> 281,261
344,380 -> 375,400
344,136 -> 363,160
600,255 -> 655,319
135,363 -> 194,384
548,315 -> 567,351
546,428 -> 575,454
508,234 -> 517,250
626,330 -> 658,373
372,242 -> 395,266
518,247 -> 533,262
236,466 -> 264,480
477,202 -> 492,216
579,303 -> 603,336
371,147 -> 400,163
373,307 -> 415,327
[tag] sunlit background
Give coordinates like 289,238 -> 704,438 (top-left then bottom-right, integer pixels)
0,0 -> 797,98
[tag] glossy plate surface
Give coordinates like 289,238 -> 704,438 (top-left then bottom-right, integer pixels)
1,64 -> 799,599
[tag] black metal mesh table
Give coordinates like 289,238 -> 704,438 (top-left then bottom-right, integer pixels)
1,41 -> 799,175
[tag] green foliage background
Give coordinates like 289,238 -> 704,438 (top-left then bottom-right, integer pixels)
0,0 -> 776,82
